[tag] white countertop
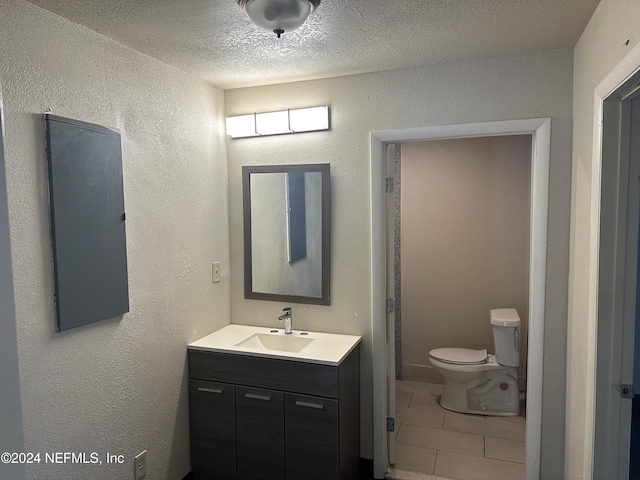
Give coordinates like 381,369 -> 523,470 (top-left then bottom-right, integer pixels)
188,324 -> 361,366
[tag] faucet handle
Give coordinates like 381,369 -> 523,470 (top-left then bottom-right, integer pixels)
279,307 -> 293,334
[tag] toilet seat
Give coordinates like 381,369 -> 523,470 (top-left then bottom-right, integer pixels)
429,348 -> 488,365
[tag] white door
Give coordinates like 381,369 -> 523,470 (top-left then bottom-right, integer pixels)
385,144 -> 398,467
620,92 -> 640,475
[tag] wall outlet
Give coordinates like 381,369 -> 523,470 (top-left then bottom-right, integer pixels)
134,450 -> 147,480
212,262 -> 221,283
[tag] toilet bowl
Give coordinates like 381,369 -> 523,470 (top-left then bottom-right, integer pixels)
428,308 -> 521,416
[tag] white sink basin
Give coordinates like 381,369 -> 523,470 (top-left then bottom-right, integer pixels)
188,324 -> 361,365
234,333 -> 313,353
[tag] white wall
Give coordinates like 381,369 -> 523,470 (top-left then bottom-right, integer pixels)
569,0 -> 640,478
400,136 -> 530,381
225,49 -> 573,475
0,1 -> 230,479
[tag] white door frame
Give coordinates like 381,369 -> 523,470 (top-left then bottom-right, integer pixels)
581,40 -> 640,480
370,118 -> 551,479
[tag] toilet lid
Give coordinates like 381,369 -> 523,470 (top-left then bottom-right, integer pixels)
429,347 -> 488,365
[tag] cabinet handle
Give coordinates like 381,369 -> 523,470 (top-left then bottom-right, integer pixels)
198,387 -> 223,394
295,400 -> 324,410
245,393 -> 272,402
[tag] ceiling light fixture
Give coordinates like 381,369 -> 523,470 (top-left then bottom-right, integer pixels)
236,0 -> 321,38
226,106 -> 330,138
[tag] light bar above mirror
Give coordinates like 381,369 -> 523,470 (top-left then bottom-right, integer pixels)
226,106 -> 329,138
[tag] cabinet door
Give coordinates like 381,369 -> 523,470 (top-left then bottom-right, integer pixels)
285,393 -> 339,479
236,386 -> 285,480
189,380 -> 236,478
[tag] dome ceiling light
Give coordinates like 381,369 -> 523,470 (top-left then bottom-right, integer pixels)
236,0 -> 321,38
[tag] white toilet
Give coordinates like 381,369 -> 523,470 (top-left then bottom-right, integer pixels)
428,308 -> 521,416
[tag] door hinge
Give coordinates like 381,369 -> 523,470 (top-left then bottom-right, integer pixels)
387,417 -> 395,432
617,383 -> 635,399
385,177 -> 394,193
386,297 -> 395,314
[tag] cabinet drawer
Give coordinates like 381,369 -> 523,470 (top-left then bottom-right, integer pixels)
285,393 -> 339,480
189,380 -> 236,478
189,350 -> 339,398
236,386 -> 285,480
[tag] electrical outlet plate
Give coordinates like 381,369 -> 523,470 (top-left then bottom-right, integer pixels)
212,262 -> 221,283
134,450 -> 146,480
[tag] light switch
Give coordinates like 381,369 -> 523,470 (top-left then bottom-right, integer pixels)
212,262 -> 221,283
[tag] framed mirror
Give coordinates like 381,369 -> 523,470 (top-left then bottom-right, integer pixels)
243,164 -> 330,305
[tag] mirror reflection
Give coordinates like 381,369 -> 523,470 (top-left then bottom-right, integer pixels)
243,164 -> 330,305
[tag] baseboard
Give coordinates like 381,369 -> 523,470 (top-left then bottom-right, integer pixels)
402,363 -> 529,393
401,363 -> 443,383
183,459 -> 374,480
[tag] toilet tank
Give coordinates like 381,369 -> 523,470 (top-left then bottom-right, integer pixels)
490,308 -> 521,367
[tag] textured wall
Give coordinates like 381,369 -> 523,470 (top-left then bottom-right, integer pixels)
0,1 -> 230,479
225,48 -> 574,473
400,136 -> 530,381
569,0 -> 640,478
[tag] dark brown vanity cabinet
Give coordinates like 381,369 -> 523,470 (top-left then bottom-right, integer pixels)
188,345 -> 360,480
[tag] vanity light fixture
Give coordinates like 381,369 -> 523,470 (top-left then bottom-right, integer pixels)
236,0 -> 321,38
226,106 -> 329,138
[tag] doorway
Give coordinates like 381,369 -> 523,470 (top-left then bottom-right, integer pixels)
389,136 -> 531,479
396,136 -> 531,384
370,118 -> 551,480
593,70 -> 640,479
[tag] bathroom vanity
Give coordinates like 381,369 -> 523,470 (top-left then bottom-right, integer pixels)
187,325 -> 361,480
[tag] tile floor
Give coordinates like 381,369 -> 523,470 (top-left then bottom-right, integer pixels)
388,380 -> 526,480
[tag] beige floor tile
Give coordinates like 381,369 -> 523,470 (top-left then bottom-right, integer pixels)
408,393 -> 448,413
443,412 -> 526,442
392,381 -> 529,480
397,391 -> 413,408
397,424 -> 484,457
395,443 -> 437,474
397,406 -> 444,429
397,380 -> 444,396
485,436 -> 525,464
434,450 -> 525,480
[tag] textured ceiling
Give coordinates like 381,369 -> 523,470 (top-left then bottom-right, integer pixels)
27,0 -> 600,89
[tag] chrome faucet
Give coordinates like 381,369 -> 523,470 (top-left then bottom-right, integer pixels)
277,307 -> 293,334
